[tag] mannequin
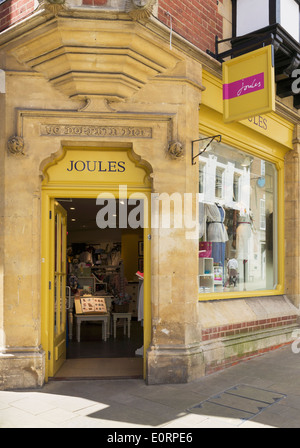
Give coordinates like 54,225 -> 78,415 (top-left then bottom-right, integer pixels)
206,203 -> 228,269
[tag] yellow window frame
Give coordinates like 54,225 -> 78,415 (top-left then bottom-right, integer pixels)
198,86 -> 292,301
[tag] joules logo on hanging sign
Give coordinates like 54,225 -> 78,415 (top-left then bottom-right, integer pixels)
222,45 -> 275,123
223,73 -> 264,100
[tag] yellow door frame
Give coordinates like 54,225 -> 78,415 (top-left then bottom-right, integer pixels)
41,147 -> 152,382
45,200 -> 68,377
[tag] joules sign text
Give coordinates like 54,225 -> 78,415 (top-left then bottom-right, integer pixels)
66,160 -> 126,172
223,73 -> 264,100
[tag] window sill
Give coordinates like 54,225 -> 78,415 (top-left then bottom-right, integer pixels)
198,285 -> 284,302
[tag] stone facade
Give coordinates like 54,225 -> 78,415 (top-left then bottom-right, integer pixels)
0,0 -> 300,389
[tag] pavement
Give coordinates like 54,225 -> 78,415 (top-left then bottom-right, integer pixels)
1,345 -> 300,430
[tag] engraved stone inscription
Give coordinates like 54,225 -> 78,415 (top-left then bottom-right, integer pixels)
40,124 -> 152,138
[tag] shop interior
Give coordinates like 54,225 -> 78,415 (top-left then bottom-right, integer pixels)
56,198 -> 144,379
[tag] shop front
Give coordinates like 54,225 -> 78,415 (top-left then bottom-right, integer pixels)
195,70 -> 300,375
0,11 -> 207,388
0,9 -> 300,390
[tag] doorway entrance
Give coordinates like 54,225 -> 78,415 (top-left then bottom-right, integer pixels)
57,198 -> 144,379
41,146 -> 152,382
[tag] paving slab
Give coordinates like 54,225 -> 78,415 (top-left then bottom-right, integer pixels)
1,346 -> 300,428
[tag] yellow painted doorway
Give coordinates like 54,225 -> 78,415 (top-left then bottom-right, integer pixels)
41,146 -> 152,382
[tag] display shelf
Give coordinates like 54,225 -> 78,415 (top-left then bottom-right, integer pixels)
198,274 -> 214,292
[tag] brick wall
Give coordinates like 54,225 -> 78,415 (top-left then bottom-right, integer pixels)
0,0 -> 224,52
202,315 -> 298,374
202,315 -> 298,341
158,0 -> 223,54
0,0 -> 35,31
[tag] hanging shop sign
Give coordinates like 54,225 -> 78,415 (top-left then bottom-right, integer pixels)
222,45 -> 275,123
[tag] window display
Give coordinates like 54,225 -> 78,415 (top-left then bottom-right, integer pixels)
199,140 -> 277,293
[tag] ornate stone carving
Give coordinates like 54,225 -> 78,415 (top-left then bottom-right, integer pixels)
125,0 -> 156,20
167,141 -> 184,159
10,18 -> 181,102
39,0 -> 66,16
7,136 -> 25,155
40,124 -> 153,138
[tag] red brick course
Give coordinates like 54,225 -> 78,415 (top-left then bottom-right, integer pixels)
202,315 -> 298,341
0,0 -> 224,54
0,0 -> 108,31
157,0 -> 223,54
0,0 -> 35,31
202,315 -> 298,374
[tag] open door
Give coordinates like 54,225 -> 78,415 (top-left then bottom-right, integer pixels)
48,201 -> 67,377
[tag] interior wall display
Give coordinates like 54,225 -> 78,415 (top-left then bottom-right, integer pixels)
198,139 -> 277,294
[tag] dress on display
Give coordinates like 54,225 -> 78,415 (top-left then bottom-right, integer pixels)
206,203 -> 228,265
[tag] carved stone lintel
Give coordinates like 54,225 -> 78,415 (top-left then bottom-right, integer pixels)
167,141 -> 184,160
7,136 -> 25,156
40,123 -> 153,139
125,0 -> 156,20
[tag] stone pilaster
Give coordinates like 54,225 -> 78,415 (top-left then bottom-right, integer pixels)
285,124 -> 300,308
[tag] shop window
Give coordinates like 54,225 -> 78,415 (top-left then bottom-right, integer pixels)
198,141 -> 277,294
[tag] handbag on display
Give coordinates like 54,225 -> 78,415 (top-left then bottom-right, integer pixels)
199,241 -> 212,258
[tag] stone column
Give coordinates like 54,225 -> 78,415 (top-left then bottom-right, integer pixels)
285,124 -> 300,308
146,60 -> 205,384
0,141 -> 45,390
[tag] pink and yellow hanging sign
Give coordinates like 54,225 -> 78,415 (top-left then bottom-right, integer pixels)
222,46 -> 275,123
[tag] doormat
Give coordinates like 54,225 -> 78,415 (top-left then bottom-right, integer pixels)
52,357 -> 143,380
187,384 -> 286,422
